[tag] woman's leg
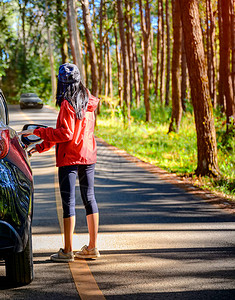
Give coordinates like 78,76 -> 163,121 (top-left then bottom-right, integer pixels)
64,216 -> 76,253
78,164 -> 99,249
59,165 -> 77,253
87,213 -> 99,249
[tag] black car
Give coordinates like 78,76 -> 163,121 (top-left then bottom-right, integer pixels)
0,89 -> 35,285
20,93 -> 43,109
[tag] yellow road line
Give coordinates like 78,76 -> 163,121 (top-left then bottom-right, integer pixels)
69,260 -> 106,300
53,151 -> 106,299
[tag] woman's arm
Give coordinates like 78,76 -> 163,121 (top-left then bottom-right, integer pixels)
33,101 -> 76,143
35,140 -> 56,153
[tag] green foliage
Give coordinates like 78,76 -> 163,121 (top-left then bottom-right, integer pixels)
0,0 -> 234,200
96,104 -> 235,199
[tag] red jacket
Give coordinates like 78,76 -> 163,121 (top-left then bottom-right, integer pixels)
34,94 -> 99,167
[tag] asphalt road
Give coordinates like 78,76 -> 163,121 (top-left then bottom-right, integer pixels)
0,104 -> 235,299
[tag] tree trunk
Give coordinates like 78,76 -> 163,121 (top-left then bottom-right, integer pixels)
140,36 -> 145,79
149,26 -> 154,85
155,0 -> 162,100
56,0 -> 69,63
107,38 -> 113,99
67,0 -> 85,83
139,0 -> 151,122
91,0 -> 98,42
130,12 -> 140,108
148,10 -> 153,97
218,0 -> 225,110
206,0 -> 212,100
98,0 -> 103,98
165,0 -> 171,106
81,0 -> 99,97
221,0 -> 235,127
114,25 -> 123,106
18,0 -> 28,78
117,0 -> 131,126
179,0 -> 219,177
159,0 -> 165,105
208,0 -> 217,107
104,38 -> 108,97
125,0 -> 133,105
169,0 -> 182,133
231,0 -> 235,93
181,35 -> 187,112
84,39 -> 89,88
45,0 -> 57,102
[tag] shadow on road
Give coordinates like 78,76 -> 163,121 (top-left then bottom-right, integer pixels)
104,290 -> 235,300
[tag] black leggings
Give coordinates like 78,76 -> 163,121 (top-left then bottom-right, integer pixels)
58,164 -> 98,218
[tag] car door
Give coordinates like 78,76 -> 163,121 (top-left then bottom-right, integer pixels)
0,90 -> 34,285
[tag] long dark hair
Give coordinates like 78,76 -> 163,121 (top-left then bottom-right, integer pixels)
56,80 -> 89,120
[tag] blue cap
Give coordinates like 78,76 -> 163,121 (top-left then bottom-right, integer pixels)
58,63 -> 81,84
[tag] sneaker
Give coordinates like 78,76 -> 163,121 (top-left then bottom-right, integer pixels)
75,245 -> 100,259
50,248 -> 74,262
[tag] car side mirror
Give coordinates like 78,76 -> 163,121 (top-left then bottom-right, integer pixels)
21,124 -> 48,146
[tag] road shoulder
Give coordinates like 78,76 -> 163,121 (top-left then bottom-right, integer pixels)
95,136 -> 235,215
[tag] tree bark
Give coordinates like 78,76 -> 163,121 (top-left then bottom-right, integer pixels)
221,0 -> 235,127
98,0 -> 103,98
104,38 -> 108,97
208,0 -> 217,107
139,0 -> 151,122
125,0 -> 133,105
81,0 -> 99,97
130,11 -> 140,108
107,37 -> 113,99
231,0 -> 235,93
159,0 -> 165,105
179,0 -> 219,176
149,26 -> 154,85
114,25 -> 123,106
206,0 -> 212,100
18,0 -> 28,78
181,35 -> 187,112
67,0 -> 85,83
165,0 -> 171,106
56,0 -> 69,63
117,0 -> 131,126
84,39 -> 89,88
169,0 -> 182,133
45,0 -> 57,102
155,0 -> 162,100
218,0 -> 225,109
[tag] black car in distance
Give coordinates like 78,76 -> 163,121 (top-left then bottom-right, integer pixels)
0,89 -> 44,285
20,93 -> 43,109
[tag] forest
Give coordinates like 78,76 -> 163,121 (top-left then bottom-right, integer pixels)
0,0 -> 234,198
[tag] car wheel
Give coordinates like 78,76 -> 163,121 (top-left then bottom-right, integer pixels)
5,226 -> 34,285
20,104 -> 25,109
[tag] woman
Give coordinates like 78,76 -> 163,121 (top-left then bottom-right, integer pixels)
20,63 -> 100,262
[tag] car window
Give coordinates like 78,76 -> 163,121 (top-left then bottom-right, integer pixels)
0,94 -> 7,125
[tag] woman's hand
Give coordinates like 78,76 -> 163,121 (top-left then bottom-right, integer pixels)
18,129 -> 35,136
28,146 -> 38,157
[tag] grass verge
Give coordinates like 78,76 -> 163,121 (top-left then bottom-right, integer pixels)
95,106 -> 235,201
